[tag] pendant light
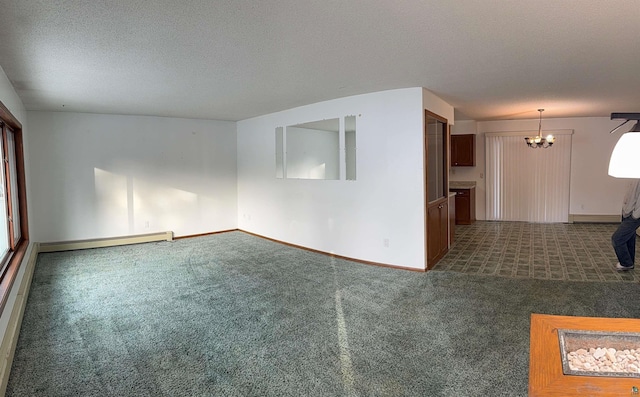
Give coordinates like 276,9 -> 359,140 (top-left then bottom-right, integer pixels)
524,109 -> 555,148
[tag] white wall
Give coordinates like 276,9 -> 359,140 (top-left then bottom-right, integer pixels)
27,111 -> 237,242
237,88 -> 453,270
0,66 -> 26,128
423,89 -> 454,125
451,117 -> 629,220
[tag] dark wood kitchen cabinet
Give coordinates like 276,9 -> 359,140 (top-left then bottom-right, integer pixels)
451,134 -> 475,167
450,187 -> 476,225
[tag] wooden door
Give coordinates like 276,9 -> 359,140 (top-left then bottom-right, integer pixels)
427,197 -> 448,269
425,110 -> 449,269
427,203 -> 441,266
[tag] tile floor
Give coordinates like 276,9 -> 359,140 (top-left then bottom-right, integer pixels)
433,221 -> 639,282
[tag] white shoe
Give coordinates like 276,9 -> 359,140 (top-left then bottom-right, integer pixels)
616,262 -> 634,271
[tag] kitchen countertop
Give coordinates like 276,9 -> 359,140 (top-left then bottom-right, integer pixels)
449,181 -> 476,189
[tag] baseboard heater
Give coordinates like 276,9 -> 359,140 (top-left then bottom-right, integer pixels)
568,214 -> 619,224
0,242 -> 39,395
38,231 -> 174,253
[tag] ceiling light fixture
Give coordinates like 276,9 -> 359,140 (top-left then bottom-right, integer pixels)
608,113 -> 640,178
524,109 -> 555,148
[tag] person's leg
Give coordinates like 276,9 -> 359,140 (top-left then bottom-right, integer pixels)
611,216 -> 640,267
628,229 -> 638,264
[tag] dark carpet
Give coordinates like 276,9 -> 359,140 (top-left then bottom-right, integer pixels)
7,231 -> 640,396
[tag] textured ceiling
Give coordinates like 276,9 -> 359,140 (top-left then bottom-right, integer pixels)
0,0 -> 638,122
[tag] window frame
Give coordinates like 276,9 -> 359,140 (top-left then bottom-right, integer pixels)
0,100 -> 29,313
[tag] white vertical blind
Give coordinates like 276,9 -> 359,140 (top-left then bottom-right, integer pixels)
486,131 -> 572,223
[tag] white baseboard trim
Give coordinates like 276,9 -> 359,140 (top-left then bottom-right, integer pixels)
38,231 -> 174,253
0,242 -> 39,395
568,214 -> 619,223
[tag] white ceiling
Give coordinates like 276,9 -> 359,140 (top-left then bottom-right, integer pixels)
0,1 -> 638,122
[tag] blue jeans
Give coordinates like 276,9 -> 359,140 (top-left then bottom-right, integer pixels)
612,215 -> 640,266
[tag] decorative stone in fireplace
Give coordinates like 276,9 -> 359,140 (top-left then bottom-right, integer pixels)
529,314 -> 640,396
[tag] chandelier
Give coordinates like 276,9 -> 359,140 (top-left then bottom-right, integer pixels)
524,109 -> 555,148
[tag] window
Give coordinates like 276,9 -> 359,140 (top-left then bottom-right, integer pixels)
0,101 -> 29,312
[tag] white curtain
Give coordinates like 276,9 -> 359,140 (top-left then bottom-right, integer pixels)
485,130 -> 573,223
